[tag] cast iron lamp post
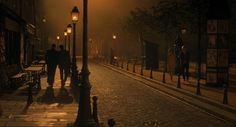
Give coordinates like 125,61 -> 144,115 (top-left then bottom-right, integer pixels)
174,34 -> 182,88
67,24 -> 72,56
74,0 -> 98,126
42,17 -> 46,50
64,30 -> 68,50
56,35 -> 60,48
112,34 -> 117,65
70,6 -> 79,86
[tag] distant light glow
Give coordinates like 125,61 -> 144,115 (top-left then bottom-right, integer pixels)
42,18 -> 46,23
112,35 -> 117,40
57,35 -> 60,40
181,28 -> 187,34
64,31 -> 68,36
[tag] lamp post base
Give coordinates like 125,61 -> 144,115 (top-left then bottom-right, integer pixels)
74,70 -> 98,127
71,70 -> 79,86
74,119 -> 98,127
196,79 -> 201,95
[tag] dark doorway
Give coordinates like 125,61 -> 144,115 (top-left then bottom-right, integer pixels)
145,41 -> 159,70
5,30 -> 20,65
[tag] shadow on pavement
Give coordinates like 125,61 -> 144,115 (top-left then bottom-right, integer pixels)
37,86 -> 73,104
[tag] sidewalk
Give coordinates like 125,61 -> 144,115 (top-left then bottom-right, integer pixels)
100,61 -> 236,124
0,68 -> 78,127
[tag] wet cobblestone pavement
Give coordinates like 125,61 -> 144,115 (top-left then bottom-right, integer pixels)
89,63 -> 234,127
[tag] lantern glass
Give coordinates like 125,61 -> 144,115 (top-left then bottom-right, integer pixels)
67,24 -> 72,34
71,6 -> 79,22
64,31 -> 68,36
112,35 -> 117,40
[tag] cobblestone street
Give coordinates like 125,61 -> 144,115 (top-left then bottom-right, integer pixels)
0,62 -> 235,127
89,63 -> 234,127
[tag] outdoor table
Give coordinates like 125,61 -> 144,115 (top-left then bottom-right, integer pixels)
24,66 -> 43,90
38,60 -> 46,65
38,60 -> 46,72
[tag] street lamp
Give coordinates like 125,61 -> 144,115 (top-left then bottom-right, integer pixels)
181,28 -> 187,34
42,17 -> 46,23
67,24 -> 72,55
112,34 -> 117,40
56,35 -> 60,48
70,6 -> 79,87
74,0 -> 97,126
42,17 -> 47,50
64,30 -> 68,50
110,34 -> 117,65
175,34 -> 183,88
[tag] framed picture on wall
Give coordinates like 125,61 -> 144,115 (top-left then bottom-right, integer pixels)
217,35 -> 228,48
218,49 -> 228,67
218,20 -> 228,34
207,49 -> 217,67
207,20 -> 217,33
208,35 -> 217,48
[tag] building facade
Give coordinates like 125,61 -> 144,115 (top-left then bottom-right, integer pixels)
0,0 -> 36,66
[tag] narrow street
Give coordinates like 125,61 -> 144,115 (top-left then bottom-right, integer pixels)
88,63 -> 233,127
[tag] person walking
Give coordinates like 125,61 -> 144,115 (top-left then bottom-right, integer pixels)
180,45 -> 190,81
45,44 -> 58,87
167,47 -> 176,81
58,45 -> 71,87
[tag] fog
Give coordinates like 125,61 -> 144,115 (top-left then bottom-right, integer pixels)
38,0 -> 158,56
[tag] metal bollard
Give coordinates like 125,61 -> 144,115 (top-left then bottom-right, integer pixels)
27,82 -> 33,105
150,68 -> 153,79
133,63 -> 136,73
177,74 -> 181,88
92,96 -> 99,124
162,71 -> 166,83
121,60 -> 124,69
126,62 -> 129,71
196,78 -> 201,95
141,65 -> 143,76
223,83 -> 228,104
108,118 -> 115,127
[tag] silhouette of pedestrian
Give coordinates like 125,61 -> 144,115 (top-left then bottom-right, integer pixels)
174,35 -> 184,75
45,44 -> 58,87
180,45 -> 190,81
58,45 -> 71,87
167,47 -> 176,81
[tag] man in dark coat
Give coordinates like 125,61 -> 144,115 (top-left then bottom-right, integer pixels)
58,45 -> 71,87
180,45 -> 190,81
45,44 -> 58,87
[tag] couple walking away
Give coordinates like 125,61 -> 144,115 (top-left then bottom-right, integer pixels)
45,44 -> 71,88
